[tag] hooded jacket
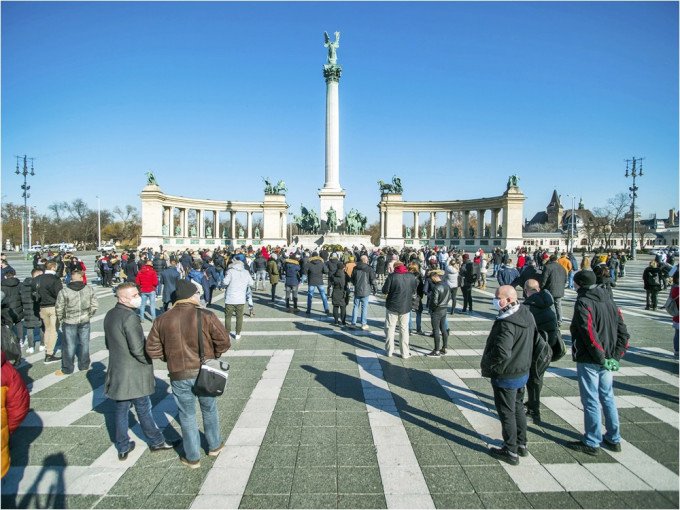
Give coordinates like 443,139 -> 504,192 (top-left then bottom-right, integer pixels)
284,258 -> 302,286
135,265 -> 159,294
540,261 -> 566,299
481,304 -> 536,380
223,261 -> 254,305
523,289 -> 558,346
497,264 -> 520,287
304,256 -> 327,286
570,285 -> 629,365
55,281 -> 98,325
351,261 -> 377,298
0,278 -> 23,323
20,277 -> 41,328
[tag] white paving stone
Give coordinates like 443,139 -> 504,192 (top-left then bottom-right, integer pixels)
544,464 -> 609,491
199,467 -> 252,495
213,445 -> 260,469
384,493 -> 436,509
191,494 -> 242,509
582,463 -> 652,491
501,464 -> 565,493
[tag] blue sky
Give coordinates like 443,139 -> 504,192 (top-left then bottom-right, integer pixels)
2,1 -> 678,224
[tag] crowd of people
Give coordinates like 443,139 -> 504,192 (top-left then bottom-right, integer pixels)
0,242 -> 678,472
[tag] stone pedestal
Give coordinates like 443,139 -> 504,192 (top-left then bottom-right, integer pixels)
318,188 -> 346,222
294,233 -> 373,250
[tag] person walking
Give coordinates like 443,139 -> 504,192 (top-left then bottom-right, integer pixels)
136,260 -> 159,322
426,269 -> 450,357
160,259 -> 182,311
445,259 -> 460,314
223,256 -> 253,340
481,285 -> 536,465
566,270 -> 629,456
1,270 -> 24,344
540,254 -> 567,326
253,251 -> 268,291
32,260 -> 63,364
146,279 -> 230,468
103,283 -> 177,460
642,260 -> 662,310
350,255 -> 377,330
54,270 -> 98,376
266,253 -> 280,302
382,262 -> 417,358
304,252 -> 330,315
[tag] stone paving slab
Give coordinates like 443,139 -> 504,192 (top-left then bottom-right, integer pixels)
0,254 -> 678,508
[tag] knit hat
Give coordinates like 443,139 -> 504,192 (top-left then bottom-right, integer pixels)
573,270 -> 596,287
462,254 -> 470,260
176,279 -> 199,300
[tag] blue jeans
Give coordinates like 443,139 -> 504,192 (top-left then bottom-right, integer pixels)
493,264 -> 500,277
171,378 -> 222,462
576,362 -> 621,448
140,291 -> 157,321
114,396 -> 165,454
351,296 -> 370,326
22,325 -> 42,348
307,285 -> 329,312
408,310 -> 422,332
61,322 -> 91,374
567,270 -> 575,289
609,268 -> 617,282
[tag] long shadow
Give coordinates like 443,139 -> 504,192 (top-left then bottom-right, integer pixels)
292,321 -> 382,354
14,453 -> 67,509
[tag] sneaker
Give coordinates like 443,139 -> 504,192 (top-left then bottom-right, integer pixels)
517,446 -> 529,457
208,441 -> 224,457
440,348 -> 447,355
180,456 -> 201,469
235,334 -> 241,340
39,345 -> 46,352
305,310 -> 311,315
55,370 -> 69,376
525,408 -> 541,425
44,353 -> 62,364
26,347 -> 35,354
150,439 -> 181,452
426,350 -> 441,357
118,441 -> 136,461
286,307 -> 291,312
293,308 -> 300,313
565,440 -> 599,456
489,446 -> 519,465
250,310 -> 255,317
361,325 -> 369,331
602,437 -> 621,452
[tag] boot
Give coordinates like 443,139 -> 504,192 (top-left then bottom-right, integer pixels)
250,307 -> 255,317
286,299 -> 290,312
293,298 -> 299,313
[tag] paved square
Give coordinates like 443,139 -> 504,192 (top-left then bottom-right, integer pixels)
1,255 -> 678,508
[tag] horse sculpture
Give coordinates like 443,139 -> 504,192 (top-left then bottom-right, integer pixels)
272,180 -> 287,194
378,175 -> 403,194
294,205 -> 319,234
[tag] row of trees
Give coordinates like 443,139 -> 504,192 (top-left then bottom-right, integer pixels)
1,199 -> 141,251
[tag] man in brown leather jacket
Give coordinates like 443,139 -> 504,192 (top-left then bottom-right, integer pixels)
146,279 -> 230,468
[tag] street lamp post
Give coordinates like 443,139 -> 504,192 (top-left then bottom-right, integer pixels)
625,157 -> 644,260
566,194 -> 576,253
97,196 -> 102,250
15,155 -> 35,252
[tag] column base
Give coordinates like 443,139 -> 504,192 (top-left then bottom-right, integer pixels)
318,188 -> 346,221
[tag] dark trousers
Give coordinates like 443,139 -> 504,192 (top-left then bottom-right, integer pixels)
431,309 -> 448,351
526,374 -> 543,414
449,287 -> 458,313
461,286 -> 473,311
333,304 -> 346,324
646,289 -> 659,309
114,396 -> 164,454
102,270 -> 113,287
271,283 -> 278,301
491,384 -> 527,454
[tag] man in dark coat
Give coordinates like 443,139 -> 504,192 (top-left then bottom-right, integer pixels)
382,262 -> 417,358
20,269 -> 44,353
160,260 -> 182,311
481,285 -> 537,465
350,255 -> 377,330
522,279 -> 559,424
1,270 -> 24,342
539,254 -> 567,326
304,252 -> 329,315
283,253 -> 302,312
152,252 -> 168,296
513,256 -> 541,295
566,270 -> 629,456
103,282 -> 176,460
460,254 -> 477,313
32,260 -> 63,364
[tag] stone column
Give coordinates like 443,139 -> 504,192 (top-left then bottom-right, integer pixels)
230,211 -> 236,239
477,209 -> 486,238
462,211 -> 469,239
446,211 -> 452,239
430,212 -> 436,238
169,208 -> 175,237
380,211 -> 386,238
413,212 -> 418,239
491,209 -> 499,238
197,210 -> 203,238
247,212 -> 253,239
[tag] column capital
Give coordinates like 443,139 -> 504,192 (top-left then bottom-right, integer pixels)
323,65 -> 342,83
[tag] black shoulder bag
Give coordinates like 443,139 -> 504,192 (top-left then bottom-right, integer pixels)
193,308 -> 229,397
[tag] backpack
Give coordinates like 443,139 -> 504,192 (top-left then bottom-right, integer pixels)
2,324 -> 22,366
531,328 -> 552,379
664,287 -> 678,317
646,270 -> 660,287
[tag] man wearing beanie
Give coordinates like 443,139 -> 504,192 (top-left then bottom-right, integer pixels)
566,270 -> 629,456
146,279 -> 230,468
382,262 -> 417,358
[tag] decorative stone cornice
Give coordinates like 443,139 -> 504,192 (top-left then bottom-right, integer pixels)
323,64 -> 342,83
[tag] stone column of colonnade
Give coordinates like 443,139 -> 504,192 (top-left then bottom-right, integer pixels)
430,212 -> 436,238
477,209 -> 485,238
247,212 -> 253,239
413,212 -> 418,239
446,211 -> 452,238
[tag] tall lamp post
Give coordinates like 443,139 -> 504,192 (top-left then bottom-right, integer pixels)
625,157 -> 644,260
96,196 -> 102,250
15,156 -> 35,252
566,194 -> 576,253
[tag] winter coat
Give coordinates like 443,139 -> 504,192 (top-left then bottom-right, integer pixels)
32,273 -> 63,309
445,265 -> 459,289
351,262 -> 377,298
135,265 -> 159,294
160,267 -> 181,304
642,266 -> 662,290
382,269 -> 418,315
523,290 -> 559,347
55,282 -> 98,325
460,260 -> 477,288
481,304 -> 536,380
267,259 -> 280,285
0,278 -> 23,323
146,300 -> 230,381
596,274 -> 616,301
570,285 -> 629,365
202,263 -> 219,289
253,255 -> 267,272
223,261 -> 254,305
496,264 -> 520,287
376,255 -> 387,275
330,269 -> 348,306
539,261 -> 566,299
152,256 -> 167,276
513,264 -> 541,290
186,269 -> 211,302
125,259 -> 139,282
304,257 -> 327,287
103,303 -> 156,401
284,259 -> 302,286
325,259 -> 340,278
428,281 -> 450,313
1,351 -> 30,478
20,277 -> 42,329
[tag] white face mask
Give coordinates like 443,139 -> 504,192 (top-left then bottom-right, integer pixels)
493,298 -> 503,311
129,296 -> 142,309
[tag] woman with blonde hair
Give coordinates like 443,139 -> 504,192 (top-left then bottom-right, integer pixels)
445,259 -> 460,313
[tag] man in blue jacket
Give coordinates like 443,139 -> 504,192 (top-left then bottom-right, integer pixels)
284,253 -> 302,312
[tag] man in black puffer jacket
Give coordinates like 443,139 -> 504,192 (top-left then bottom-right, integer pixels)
1,270 -> 24,341
522,279 -> 558,424
21,269 -> 45,353
426,270 -> 450,356
350,255 -> 377,330
304,252 -> 329,315
566,270 -> 629,457
152,253 -> 167,297
539,254 -> 566,326
481,285 -> 538,466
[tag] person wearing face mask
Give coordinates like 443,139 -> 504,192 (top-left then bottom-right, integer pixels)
481,285 -> 537,466
103,283 -> 179,461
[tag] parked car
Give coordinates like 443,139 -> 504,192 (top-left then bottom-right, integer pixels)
28,244 -> 43,253
97,243 -> 116,252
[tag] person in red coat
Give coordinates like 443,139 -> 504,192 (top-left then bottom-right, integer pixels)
135,260 -> 159,322
2,351 -> 30,478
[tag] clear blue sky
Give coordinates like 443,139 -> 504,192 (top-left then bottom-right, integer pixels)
2,1 -> 678,225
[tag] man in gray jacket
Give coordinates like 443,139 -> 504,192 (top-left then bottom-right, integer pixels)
54,270 -> 98,376
104,282 -> 177,460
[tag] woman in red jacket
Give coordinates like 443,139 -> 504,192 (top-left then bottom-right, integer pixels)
135,261 -> 159,322
2,351 -> 30,478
